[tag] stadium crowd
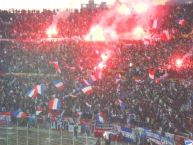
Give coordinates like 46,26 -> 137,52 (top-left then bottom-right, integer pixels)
0,2 -> 193,145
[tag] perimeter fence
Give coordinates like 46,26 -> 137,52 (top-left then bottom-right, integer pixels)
0,125 -> 98,145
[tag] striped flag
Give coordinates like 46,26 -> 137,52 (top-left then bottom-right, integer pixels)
115,73 -> 122,84
116,99 -> 126,110
87,75 -> 97,85
36,110 -> 42,115
96,112 -> 106,124
13,110 -> 28,118
36,106 -> 44,115
49,61 -> 61,74
49,98 -> 61,110
178,18 -> 186,26
0,112 -> 11,124
82,79 -> 90,86
90,75 -> 97,82
82,86 -> 93,96
76,111 -> 83,117
150,17 -> 158,29
143,37 -> 151,46
93,68 -> 103,80
149,69 -> 156,79
36,84 -> 46,95
132,76 -> 143,83
26,88 -> 38,99
155,72 -> 169,83
85,102 -> 92,108
152,19 -> 158,29
53,80 -> 64,90
161,30 -> 170,41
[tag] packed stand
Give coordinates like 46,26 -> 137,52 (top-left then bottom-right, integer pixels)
0,2 -> 193,145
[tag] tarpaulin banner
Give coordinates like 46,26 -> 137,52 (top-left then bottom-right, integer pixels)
94,124 -> 113,137
174,134 -> 187,145
121,127 -> 136,143
0,112 -> 11,125
145,130 -> 175,145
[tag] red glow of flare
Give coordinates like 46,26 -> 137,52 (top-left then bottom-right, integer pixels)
46,26 -> 58,38
118,3 -> 131,15
101,51 -> 111,62
133,26 -> 145,39
176,59 -> 183,68
133,3 -> 148,13
85,25 -> 118,42
85,25 -> 106,42
98,62 -> 106,69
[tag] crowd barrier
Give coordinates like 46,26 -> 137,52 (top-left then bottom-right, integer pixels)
93,123 -> 191,145
0,124 -> 98,145
0,112 -> 192,145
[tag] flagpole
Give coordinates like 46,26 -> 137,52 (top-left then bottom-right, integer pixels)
73,127 -> 75,145
37,125 -> 39,145
35,98 -> 37,126
49,127 -> 51,145
85,132 -> 88,145
60,128 -> 63,145
6,124 -> 8,145
17,122 -> 19,145
27,124 -> 29,145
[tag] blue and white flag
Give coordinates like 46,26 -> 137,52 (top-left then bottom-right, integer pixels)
121,127 -> 136,143
53,80 -> 64,90
185,139 -> 193,145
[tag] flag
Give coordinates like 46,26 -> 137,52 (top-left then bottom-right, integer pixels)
116,99 -> 126,110
49,61 -> 61,74
82,79 -> 90,86
49,98 -> 61,110
82,86 -> 93,96
36,110 -> 42,115
76,111 -> 83,117
94,68 -> 103,80
155,72 -> 169,83
0,112 -> 11,125
13,111 -> 28,118
52,80 -> 64,90
185,140 -> 193,145
96,112 -> 106,124
132,76 -> 143,83
115,73 -> 121,84
85,102 -> 92,108
63,95 -> 69,100
178,18 -> 186,26
143,37 -> 151,45
88,75 -> 97,85
152,19 -> 158,29
149,69 -> 156,79
150,18 -> 158,29
161,30 -> 170,41
26,87 -> 38,99
151,33 -> 159,41
36,84 -> 46,95
90,75 -> 97,82
36,106 -> 44,115
121,127 -> 135,143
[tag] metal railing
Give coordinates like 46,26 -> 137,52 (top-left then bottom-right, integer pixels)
0,125 -> 97,145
